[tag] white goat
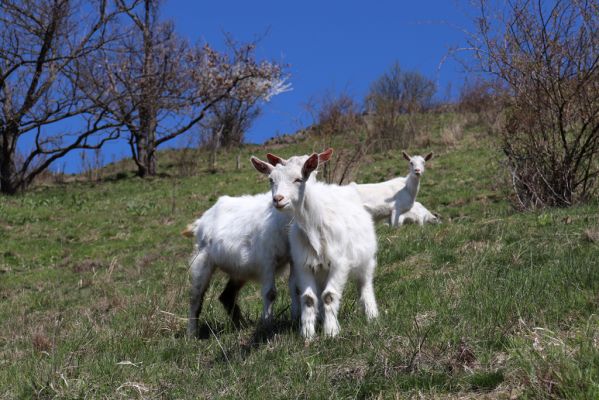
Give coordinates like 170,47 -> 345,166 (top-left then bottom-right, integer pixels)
185,156 -> 313,337
396,201 -> 440,226
354,151 -> 433,226
252,149 -> 379,339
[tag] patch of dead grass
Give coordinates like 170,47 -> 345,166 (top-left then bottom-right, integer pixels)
32,332 -> 52,352
583,228 -> 599,243
329,360 -> 369,385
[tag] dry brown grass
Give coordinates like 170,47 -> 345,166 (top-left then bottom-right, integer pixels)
32,332 -> 53,352
583,228 -> 599,243
440,120 -> 465,147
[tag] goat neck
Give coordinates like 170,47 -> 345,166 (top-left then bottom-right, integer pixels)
404,171 -> 421,199
293,182 -> 326,257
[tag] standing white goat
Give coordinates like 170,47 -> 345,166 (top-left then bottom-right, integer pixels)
354,151 -> 433,226
252,149 -> 379,339
185,155 -> 314,337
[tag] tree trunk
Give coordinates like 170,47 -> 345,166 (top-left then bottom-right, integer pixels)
135,138 -> 149,177
1,128 -> 20,195
135,133 -> 157,177
146,144 -> 156,176
134,0 -> 158,178
209,126 -> 223,172
209,143 -> 217,171
0,152 -> 19,195
146,113 -> 157,175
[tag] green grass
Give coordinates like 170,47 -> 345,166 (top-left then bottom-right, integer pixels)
1,118 -> 598,399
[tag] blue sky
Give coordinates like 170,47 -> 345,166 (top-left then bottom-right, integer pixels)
164,0 -> 473,140
44,0 -> 475,173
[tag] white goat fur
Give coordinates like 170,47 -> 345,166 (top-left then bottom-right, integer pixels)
354,151 -> 433,226
252,149 -> 379,339
186,156 -> 316,337
396,201 -> 439,226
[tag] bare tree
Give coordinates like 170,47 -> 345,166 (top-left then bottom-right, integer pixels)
470,0 -> 599,208
306,92 -> 370,184
202,95 -> 262,150
0,0 -> 139,194
366,62 -> 436,151
367,63 -> 436,114
78,0 -> 289,177
199,97 -> 261,172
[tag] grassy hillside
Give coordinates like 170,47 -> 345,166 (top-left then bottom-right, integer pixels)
1,115 -> 598,399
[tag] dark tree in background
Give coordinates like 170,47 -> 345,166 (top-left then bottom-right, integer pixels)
471,0 -> 599,208
366,62 -> 436,150
78,0 -> 287,177
367,62 -> 436,114
200,93 -> 262,171
0,0 -> 139,194
201,97 -> 261,151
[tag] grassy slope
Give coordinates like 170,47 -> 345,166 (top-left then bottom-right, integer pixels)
1,115 -> 598,399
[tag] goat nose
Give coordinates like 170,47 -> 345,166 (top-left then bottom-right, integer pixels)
273,194 -> 284,203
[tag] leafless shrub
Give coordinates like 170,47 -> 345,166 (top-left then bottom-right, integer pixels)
198,83 -> 264,173
470,0 -> 599,209
306,92 -> 371,184
458,78 -> 506,134
322,143 -> 370,185
200,99 -> 258,163
365,62 -> 436,151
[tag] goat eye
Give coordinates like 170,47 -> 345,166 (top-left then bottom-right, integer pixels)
269,178 -> 274,184
294,178 -> 303,183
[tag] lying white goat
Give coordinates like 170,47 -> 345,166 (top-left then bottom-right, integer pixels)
396,201 -> 440,226
252,148 -> 379,339
354,151 -> 433,226
184,155 -> 314,337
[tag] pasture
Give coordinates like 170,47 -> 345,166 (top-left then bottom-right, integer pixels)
1,116 -> 598,399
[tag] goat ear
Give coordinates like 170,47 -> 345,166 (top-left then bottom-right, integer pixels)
318,148 -> 334,163
251,156 -> 273,175
266,153 -> 286,166
302,153 -> 319,179
402,151 -> 411,161
424,152 -> 434,161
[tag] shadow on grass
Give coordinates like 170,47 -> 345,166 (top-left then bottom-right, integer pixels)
181,321 -> 229,340
244,318 -> 297,350
204,317 -> 298,365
